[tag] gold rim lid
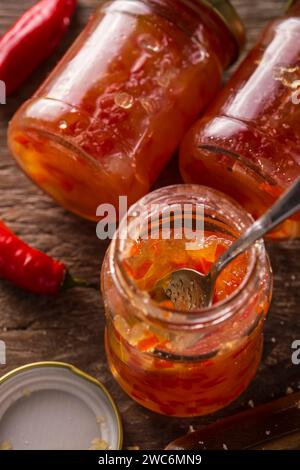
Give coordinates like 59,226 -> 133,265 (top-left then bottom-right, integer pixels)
0,362 -> 123,450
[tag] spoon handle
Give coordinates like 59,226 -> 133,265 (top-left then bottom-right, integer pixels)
214,178 -> 300,276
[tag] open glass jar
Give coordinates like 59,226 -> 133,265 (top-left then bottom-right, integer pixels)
101,185 -> 273,417
180,0 -> 300,239
8,0 -> 243,221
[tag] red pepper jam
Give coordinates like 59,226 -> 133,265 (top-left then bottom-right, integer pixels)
180,1 -> 300,239
102,186 -> 272,417
8,0 -> 242,221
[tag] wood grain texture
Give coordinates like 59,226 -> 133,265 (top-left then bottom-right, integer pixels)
0,0 -> 299,450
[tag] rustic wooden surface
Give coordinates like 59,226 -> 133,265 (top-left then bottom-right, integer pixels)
0,0 -> 299,450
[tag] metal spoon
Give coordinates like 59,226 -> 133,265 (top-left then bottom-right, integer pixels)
151,178 -> 300,310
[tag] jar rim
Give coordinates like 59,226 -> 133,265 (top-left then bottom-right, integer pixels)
198,0 -> 245,54
109,184 -> 269,328
286,0 -> 298,10
114,0 -> 245,63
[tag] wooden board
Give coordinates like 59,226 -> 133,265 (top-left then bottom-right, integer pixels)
0,0 -> 299,450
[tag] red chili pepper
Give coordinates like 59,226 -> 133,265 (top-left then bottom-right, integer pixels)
0,0 -> 77,95
0,220 -> 89,295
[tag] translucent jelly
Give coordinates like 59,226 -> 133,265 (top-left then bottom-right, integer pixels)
8,0 -> 243,220
101,185 -> 272,417
180,0 -> 300,238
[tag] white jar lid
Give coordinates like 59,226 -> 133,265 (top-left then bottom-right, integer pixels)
0,362 -> 122,450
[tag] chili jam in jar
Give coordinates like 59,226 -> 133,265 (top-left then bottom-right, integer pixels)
180,0 -> 300,238
101,185 -> 272,417
8,0 -> 243,221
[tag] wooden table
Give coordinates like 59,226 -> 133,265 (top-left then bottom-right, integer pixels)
0,0 -> 299,450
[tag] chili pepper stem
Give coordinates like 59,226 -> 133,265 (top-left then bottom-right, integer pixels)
62,271 -> 98,291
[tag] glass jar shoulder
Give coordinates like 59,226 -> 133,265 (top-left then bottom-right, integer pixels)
197,18 -> 299,150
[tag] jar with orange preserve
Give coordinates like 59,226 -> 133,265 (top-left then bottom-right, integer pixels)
101,185 -> 272,417
7,0 -> 244,221
180,0 -> 300,239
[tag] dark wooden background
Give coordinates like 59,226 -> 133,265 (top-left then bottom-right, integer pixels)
0,0 -> 299,450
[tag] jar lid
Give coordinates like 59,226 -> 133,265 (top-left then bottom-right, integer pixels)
202,0 -> 245,54
0,362 -> 123,450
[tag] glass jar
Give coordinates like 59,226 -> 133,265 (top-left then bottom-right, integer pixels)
180,0 -> 300,239
8,0 -> 243,221
101,185 -> 272,417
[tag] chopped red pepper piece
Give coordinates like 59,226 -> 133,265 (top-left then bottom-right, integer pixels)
137,334 -> 160,352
